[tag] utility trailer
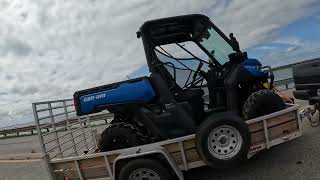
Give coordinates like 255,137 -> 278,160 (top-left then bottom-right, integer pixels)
33,99 -> 302,180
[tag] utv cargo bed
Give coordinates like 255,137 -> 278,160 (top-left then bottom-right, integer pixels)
33,99 -> 301,180
73,77 -> 156,116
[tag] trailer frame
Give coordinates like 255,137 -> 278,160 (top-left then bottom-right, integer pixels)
32,99 -> 302,180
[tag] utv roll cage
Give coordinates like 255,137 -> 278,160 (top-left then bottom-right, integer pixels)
137,14 -> 240,70
136,14 -> 244,109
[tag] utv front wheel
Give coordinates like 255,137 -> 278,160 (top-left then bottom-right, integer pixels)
99,122 -> 147,151
195,113 -> 250,168
243,89 -> 285,120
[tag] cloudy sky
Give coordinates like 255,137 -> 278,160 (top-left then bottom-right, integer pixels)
0,0 -> 319,127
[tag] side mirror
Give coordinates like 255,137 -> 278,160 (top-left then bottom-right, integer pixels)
210,50 -> 215,56
228,52 -> 247,63
136,31 -> 142,38
229,33 -> 240,51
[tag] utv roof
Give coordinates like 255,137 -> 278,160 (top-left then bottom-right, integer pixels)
138,14 -> 211,45
140,14 -> 209,28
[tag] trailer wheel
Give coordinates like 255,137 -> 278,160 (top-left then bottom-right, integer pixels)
243,89 -> 285,120
118,158 -> 175,180
99,122 -> 147,151
195,113 -> 250,168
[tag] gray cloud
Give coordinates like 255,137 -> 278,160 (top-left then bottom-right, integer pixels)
0,0 -> 318,127
0,37 -> 32,56
10,84 -> 39,95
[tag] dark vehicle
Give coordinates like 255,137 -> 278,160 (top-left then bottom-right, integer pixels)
293,58 -> 320,102
73,14 -> 285,168
293,58 -> 320,123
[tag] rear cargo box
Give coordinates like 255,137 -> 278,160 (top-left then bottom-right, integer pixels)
73,77 -> 156,116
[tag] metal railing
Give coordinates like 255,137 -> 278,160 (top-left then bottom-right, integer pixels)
32,99 -> 101,159
274,78 -> 294,90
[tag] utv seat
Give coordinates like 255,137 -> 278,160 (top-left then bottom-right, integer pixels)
174,88 -> 205,125
149,73 -> 198,137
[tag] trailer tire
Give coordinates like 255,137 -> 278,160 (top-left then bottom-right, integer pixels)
99,122 -> 147,151
118,158 -> 175,180
195,112 -> 250,168
243,89 -> 285,120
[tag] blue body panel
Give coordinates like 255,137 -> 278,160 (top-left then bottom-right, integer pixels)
241,58 -> 268,77
79,79 -> 156,114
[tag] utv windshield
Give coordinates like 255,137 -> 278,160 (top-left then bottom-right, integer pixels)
153,24 -> 238,89
198,26 -> 236,65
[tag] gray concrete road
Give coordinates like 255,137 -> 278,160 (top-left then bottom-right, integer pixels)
0,159 -> 50,180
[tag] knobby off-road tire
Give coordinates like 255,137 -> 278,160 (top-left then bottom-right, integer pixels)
195,112 -> 250,169
99,122 -> 148,152
243,89 -> 285,120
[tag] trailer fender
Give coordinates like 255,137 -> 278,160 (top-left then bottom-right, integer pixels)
113,146 -> 183,180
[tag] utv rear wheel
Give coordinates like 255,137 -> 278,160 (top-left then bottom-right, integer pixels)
243,89 -> 285,120
99,122 -> 147,152
195,112 -> 250,168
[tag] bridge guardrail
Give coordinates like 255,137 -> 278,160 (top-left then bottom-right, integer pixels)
273,78 -> 294,90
